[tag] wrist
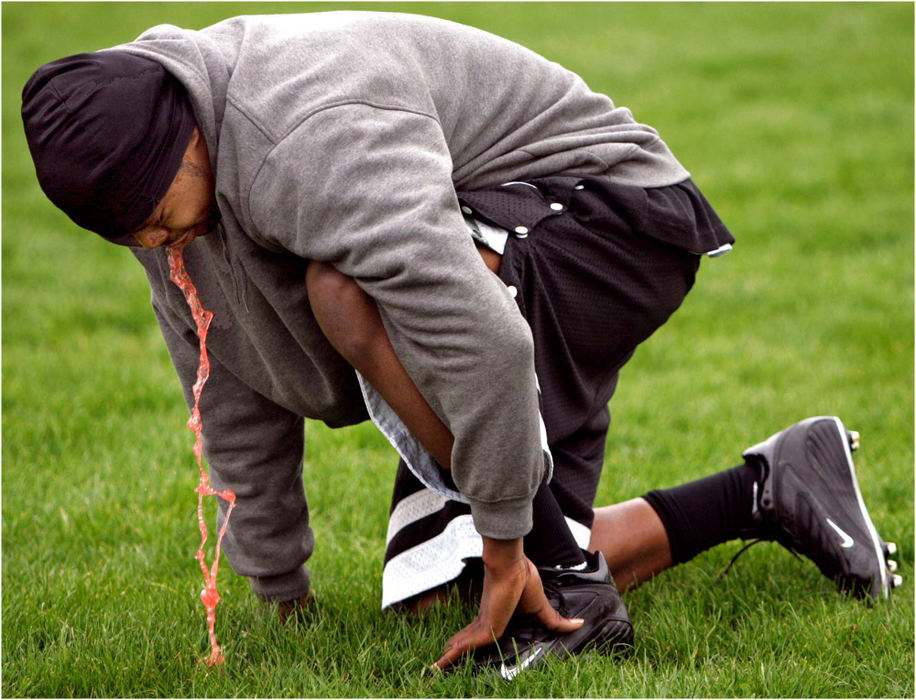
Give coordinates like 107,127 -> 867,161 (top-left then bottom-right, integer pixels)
481,536 -> 524,572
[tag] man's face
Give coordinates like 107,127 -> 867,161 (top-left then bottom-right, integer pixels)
131,130 -> 217,248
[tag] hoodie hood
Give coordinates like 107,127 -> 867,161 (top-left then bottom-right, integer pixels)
115,23 -> 231,164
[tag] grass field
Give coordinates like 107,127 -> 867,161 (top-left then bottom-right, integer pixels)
2,2 -> 913,697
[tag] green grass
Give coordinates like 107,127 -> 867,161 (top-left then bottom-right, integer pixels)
2,2 -> 913,697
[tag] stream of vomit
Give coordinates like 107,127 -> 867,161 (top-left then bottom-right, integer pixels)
167,243 -> 237,666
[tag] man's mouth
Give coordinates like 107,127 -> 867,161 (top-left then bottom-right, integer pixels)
166,209 -> 220,249
168,229 -> 196,249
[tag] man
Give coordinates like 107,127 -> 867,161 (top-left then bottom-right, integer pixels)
21,11 -> 898,676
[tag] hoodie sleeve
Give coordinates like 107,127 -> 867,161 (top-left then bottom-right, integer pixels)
248,103 -> 547,539
152,301 -> 314,602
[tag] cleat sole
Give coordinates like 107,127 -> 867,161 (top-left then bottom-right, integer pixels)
828,418 -> 888,599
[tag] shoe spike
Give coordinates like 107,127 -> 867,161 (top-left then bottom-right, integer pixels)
888,560 -> 898,572
847,430 -> 860,452
884,542 -> 898,557
891,574 -> 903,589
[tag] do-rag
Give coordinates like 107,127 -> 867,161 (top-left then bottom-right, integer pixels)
21,50 -> 197,240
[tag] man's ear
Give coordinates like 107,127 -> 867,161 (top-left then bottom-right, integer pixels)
187,128 -> 202,151
186,128 -> 211,166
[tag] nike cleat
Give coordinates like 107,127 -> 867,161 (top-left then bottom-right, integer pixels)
471,550 -> 633,680
742,416 -> 898,600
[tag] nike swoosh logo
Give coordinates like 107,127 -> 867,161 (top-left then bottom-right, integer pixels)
826,518 -> 855,548
499,645 -> 545,680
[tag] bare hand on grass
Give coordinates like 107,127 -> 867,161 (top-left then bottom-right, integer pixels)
432,536 -> 584,671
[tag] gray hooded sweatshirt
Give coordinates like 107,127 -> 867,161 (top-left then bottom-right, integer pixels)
115,11 -> 690,601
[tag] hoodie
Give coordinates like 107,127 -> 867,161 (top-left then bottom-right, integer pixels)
115,11 -> 690,601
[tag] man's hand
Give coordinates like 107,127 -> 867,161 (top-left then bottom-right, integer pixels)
433,536 -> 584,671
276,591 -> 317,622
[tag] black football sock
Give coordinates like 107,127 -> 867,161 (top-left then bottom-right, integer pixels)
524,479 -> 588,568
641,462 -> 761,565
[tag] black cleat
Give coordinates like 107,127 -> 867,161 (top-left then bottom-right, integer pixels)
742,416 -> 898,600
471,551 -> 633,680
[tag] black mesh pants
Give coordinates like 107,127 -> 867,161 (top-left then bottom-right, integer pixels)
382,175 -> 731,605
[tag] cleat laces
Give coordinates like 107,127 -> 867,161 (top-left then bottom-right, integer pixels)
716,538 -> 803,585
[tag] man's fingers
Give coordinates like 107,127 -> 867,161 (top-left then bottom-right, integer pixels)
519,559 -> 584,633
434,641 -> 474,671
432,605 -> 584,672
433,643 -> 466,671
535,601 -> 585,633
433,626 -> 496,670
